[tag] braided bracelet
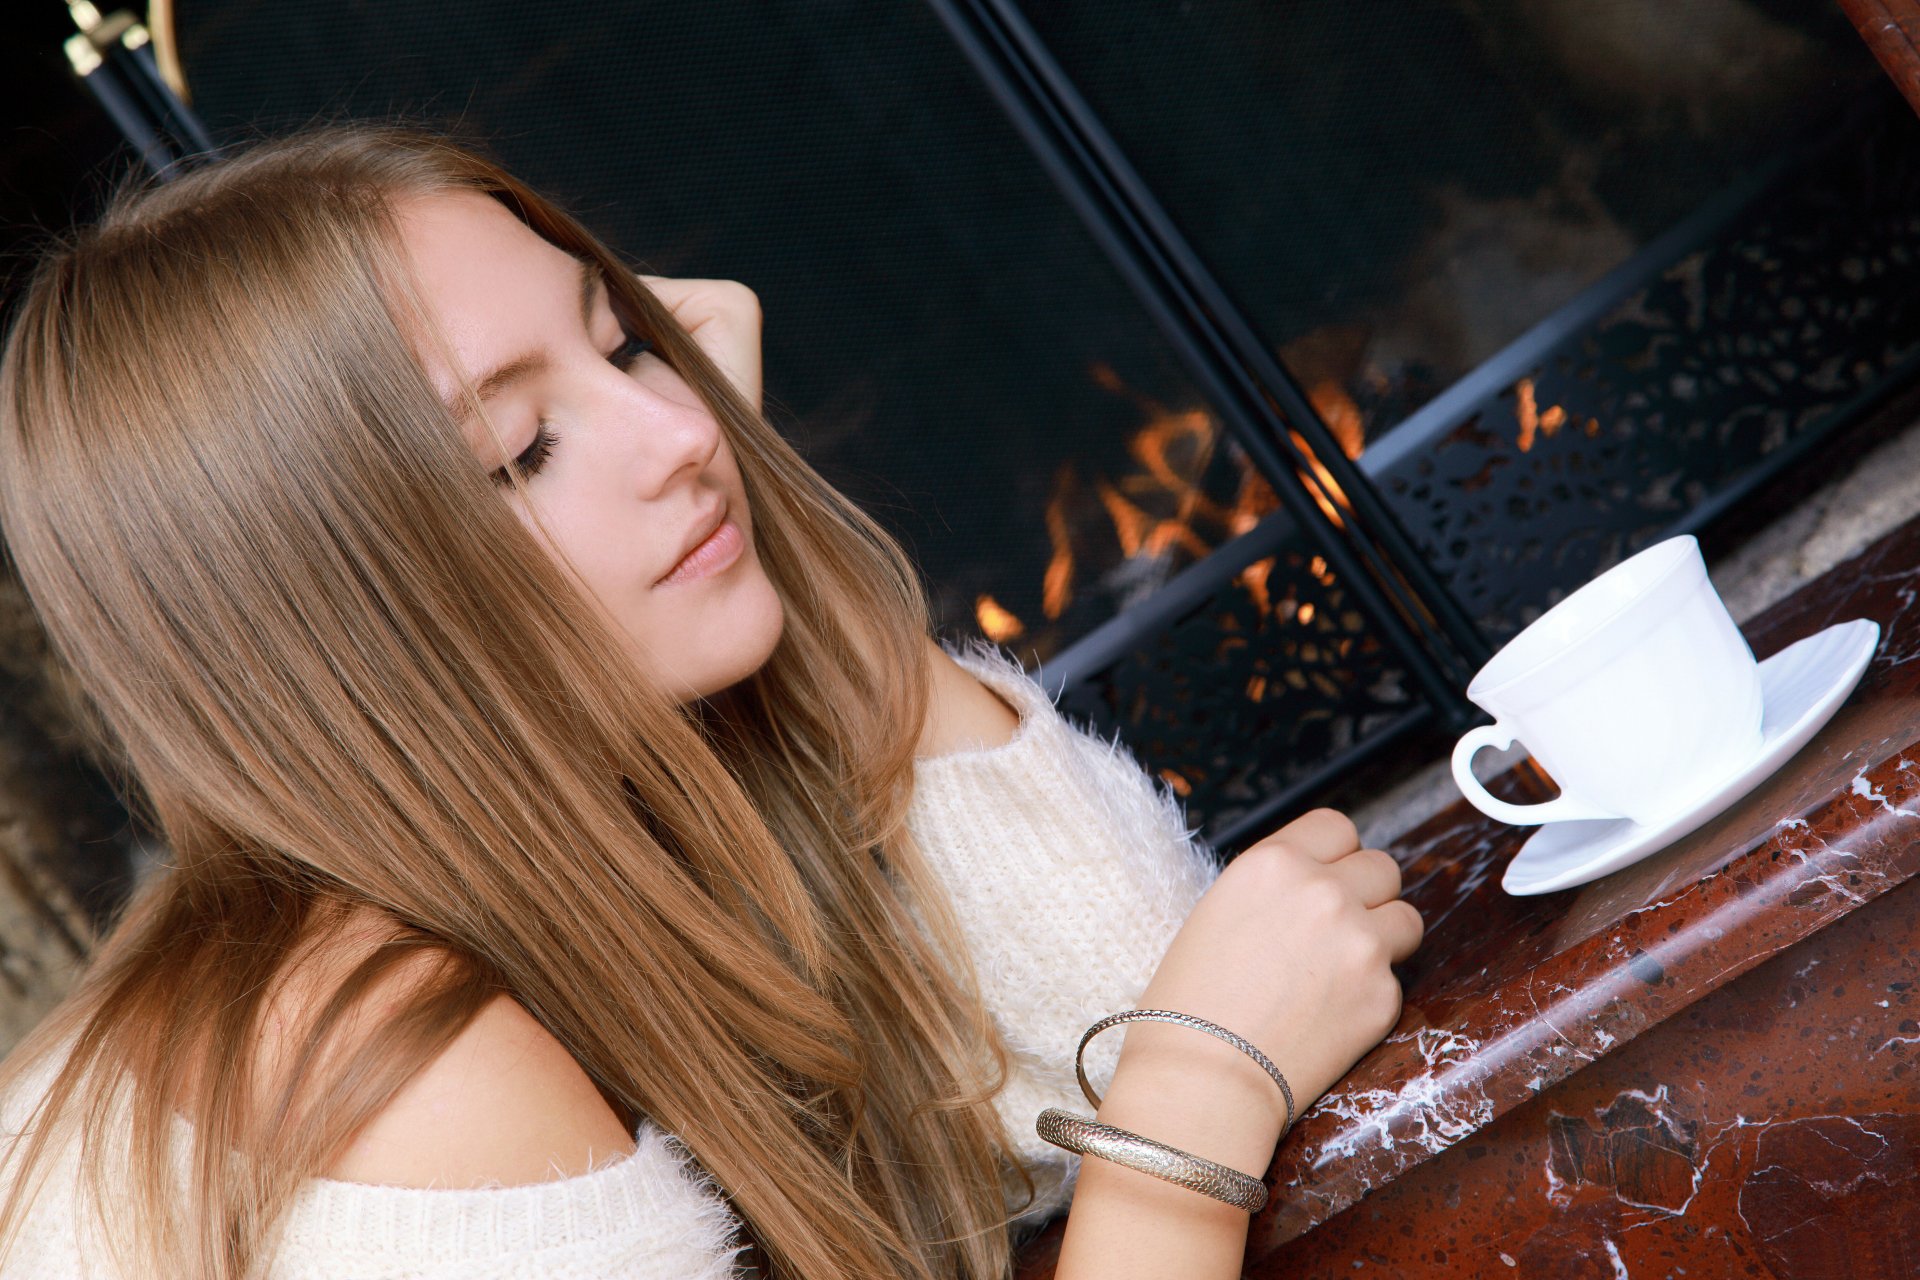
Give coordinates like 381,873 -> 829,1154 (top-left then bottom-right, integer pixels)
1033,1008 -> 1297,1215
1076,1008 -> 1296,1137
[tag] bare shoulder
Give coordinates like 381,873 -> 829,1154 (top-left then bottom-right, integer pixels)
915,635 -> 1023,758
265,906 -> 636,1189
324,989 -> 637,1188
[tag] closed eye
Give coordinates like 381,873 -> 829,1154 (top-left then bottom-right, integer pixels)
609,330 -> 653,374
488,327 -> 657,486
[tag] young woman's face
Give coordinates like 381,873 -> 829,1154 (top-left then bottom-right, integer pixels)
393,191 -> 785,702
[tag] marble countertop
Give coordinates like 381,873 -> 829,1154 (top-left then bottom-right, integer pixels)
1251,508 -> 1920,1256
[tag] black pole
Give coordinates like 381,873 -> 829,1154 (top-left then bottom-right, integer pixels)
926,0 -> 1489,728
64,4 -> 221,181
969,0 -> 1491,674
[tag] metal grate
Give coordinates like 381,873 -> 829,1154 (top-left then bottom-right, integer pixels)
1040,92 -> 1920,849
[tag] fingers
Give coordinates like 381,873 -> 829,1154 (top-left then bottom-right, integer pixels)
633,274 -> 760,320
631,274 -> 764,413
1264,807 -> 1361,864
1323,844 -> 1421,961
1373,898 -> 1425,965
1330,845 -> 1403,909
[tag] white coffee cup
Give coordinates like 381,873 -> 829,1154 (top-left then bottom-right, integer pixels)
1450,535 -> 1764,826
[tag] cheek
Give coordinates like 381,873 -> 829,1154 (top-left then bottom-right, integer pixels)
510,487 -> 658,597
500,491 -> 674,670
631,548 -> 786,699
497,456 -> 781,697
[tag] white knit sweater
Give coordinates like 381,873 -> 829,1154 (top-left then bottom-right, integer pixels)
0,641 -> 1221,1278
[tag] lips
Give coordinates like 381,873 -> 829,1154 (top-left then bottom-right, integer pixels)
658,498 -> 728,584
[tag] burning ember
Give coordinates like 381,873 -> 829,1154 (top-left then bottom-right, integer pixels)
1513,377 -> 1598,452
972,357 -> 1368,649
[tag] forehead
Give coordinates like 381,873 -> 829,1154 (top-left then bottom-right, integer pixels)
389,190 -> 583,404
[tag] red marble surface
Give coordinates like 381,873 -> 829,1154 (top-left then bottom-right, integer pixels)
1015,509 -> 1920,1278
1252,863 -> 1920,1277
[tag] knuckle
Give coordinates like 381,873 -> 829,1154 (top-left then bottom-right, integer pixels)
1398,898 -> 1427,943
723,280 -> 762,311
1344,926 -> 1390,970
1221,842 -> 1296,895
1237,836 -> 1298,873
1246,834 -> 1305,871
1292,873 -> 1349,921
1244,827 -> 1292,858
1380,899 -> 1423,950
1370,976 -> 1405,1032
1256,807 -> 1361,861
1308,807 -> 1360,846
1367,847 -> 1405,896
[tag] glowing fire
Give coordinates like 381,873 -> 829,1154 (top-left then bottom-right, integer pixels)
955,345 -> 1628,826
1305,380 -> 1367,461
1515,377 -> 1600,451
1287,428 -> 1355,530
970,354 -> 1598,650
975,594 -> 1023,642
971,357 -> 1367,642
1043,465 -> 1075,620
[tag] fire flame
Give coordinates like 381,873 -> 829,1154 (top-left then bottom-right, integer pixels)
975,594 -> 1023,642
1515,378 -> 1562,452
987,352 -> 1609,648
1287,429 -> 1354,530
987,357 -> 1375,642
1044,464 -> 1075,620
1515,377 -> 1599,451
1306,381 -> 1367,461
961,348 -> 1621,795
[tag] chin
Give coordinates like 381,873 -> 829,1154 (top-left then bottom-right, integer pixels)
675,573 -> 787,702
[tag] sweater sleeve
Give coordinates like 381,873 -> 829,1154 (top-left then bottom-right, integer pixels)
263,1124 -> 749,1280
904,639 -> 1223,1226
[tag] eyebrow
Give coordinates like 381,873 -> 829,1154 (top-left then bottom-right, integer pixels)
441,254 -> 601,429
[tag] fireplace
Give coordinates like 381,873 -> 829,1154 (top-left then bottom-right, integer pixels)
934,1 -> 1920,850
39,0 -> 1920,866
1027,84 -> 1920,848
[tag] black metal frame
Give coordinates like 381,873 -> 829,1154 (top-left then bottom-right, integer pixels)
926,5 -> 1920,849
1024,170 -> 1799,842
63,6 -> 219,180
1030,502 -> 1436,850
1350,98 -> 1874,527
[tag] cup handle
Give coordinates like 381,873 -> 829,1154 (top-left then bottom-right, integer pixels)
1450,724 -> 1618,826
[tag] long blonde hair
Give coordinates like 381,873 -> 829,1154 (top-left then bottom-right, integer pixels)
0,119 -> 1030,1278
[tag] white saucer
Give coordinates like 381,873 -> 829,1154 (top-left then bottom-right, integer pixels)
1500,617 -> 1882,896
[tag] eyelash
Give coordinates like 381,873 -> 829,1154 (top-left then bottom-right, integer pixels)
489,329 -> 655,486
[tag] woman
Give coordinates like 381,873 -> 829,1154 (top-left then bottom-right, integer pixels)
0,120 -> 1423,1279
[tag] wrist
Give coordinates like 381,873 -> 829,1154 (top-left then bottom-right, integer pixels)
1097,1033 -> 1287,1179
1109,1022 -> 1293,1134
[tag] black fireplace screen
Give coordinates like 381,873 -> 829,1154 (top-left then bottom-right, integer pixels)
1046,94 -> 1920,848
162,0 -> 1912,852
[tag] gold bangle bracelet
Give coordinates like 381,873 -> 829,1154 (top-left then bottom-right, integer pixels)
1035,1107 -> 1268,1214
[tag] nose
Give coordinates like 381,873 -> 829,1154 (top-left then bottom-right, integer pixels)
601,367 -> 721,498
